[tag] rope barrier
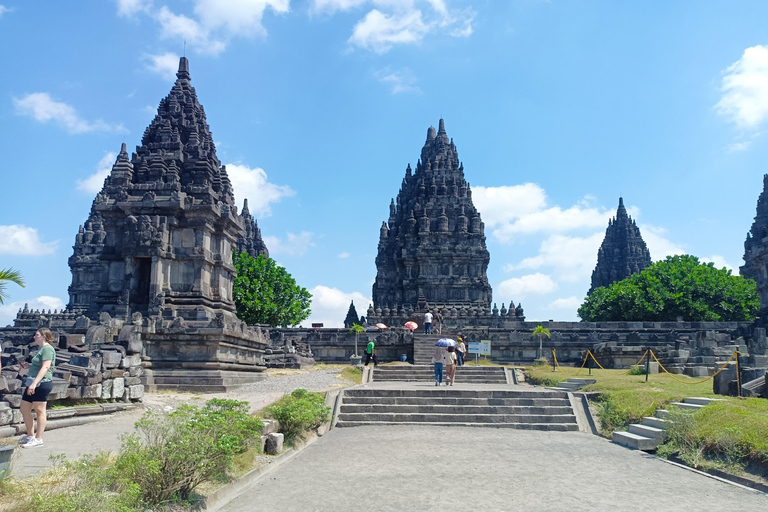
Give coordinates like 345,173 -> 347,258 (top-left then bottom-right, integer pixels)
552,348 -> 589,375
586,349 -> 649,376
649,349 -> 738,385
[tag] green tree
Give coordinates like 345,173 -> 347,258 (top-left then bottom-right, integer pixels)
0,268 -> 24,304
233,252 -> 312,327
532,325 -> 551,359
349,323 -> 365,357
578,254 -> 759,322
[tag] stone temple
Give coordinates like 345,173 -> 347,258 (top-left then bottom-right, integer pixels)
63,57 -> 269,389
367,119 -> 523,329
589,197 -> 652,293
741,174 -> 768,318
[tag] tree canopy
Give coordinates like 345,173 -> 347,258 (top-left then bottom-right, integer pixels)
578,255 -> 759,322
0,268 -> 24,304
233,252 -> 312,327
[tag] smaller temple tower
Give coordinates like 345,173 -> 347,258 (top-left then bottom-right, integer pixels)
741,174 -> 768,315
343,301 -> 363,328
589,197 -> 652,293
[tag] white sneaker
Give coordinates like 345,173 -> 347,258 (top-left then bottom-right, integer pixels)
19,435 -> 34,445
21,438 -> 43,448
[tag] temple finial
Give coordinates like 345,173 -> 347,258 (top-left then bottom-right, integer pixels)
177,57 -> 190,80
619,196 -> 624,208
438,118 -> 446,134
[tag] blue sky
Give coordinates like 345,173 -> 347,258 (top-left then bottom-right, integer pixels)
2,0 -> 768,327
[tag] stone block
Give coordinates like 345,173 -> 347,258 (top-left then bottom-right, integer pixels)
101,350 -> 123,369
0,376 -> 7,393
53,370 -> 72,384
265,432 -> 284,455
100,343 -> 126,356
70,376 -> 85,386
121,354 -> 141,368
749,355 -> 768,366
65,334 -> 85,348
261,419 -> 278,435
128,366 -> 144,378
67,387 -> 83,399
86,373 -> 103,385
124,376 -> 141,386
101,379 -> 113,399
685,366 -> 710,377
112,378 -> 125,399
4,395 -> 22,408
82,384 -> 102,399
69,355 -> 103,372
128,384 -> 144,400
0,407 -> 12,426
84,325 -> 107,346
12,410 -> 22,424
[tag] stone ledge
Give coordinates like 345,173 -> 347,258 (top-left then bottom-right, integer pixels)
0,403 -> 137,437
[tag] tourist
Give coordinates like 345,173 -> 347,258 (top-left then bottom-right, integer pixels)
19,328 -> 56,448
443,346 -> 458,385
433,345 -> 444,385
457,338 -> 466,366
364,338 -> 378,367
424,310 -> 433,334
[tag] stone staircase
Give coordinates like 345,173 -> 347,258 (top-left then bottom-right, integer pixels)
612,397 -> 723,451
412,334 -> 447,364
550,378 -> 596,392
373,365 -> 508,384
142,369 -> 266,393
335,388 -> 579,431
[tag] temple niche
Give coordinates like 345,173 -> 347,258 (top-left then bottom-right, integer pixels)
368,119 -> 518,329
589,197 -> 652,294
65,57 -> 269,389
741,174 -> 768,316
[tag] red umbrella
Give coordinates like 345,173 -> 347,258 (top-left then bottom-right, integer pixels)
376,323 -> 388,329
404,321 -> 418,331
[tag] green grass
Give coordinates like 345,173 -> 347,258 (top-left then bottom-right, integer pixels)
338,366 -> 362,385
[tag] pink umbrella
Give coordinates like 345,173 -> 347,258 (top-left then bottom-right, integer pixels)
404,321 -> 418,331
376,323 -> 388,329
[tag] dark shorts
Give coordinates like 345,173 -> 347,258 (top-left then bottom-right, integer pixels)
21,380 -> 53,403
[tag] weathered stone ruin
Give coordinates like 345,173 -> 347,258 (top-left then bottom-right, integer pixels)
367,119 -> 522,330
343,301 -> 363,329
589,197 -> 652,293
0,57 -> 270,399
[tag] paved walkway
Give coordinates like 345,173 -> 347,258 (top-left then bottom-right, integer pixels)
219,425 -> 768,512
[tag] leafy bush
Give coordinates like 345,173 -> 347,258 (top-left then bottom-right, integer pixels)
532,357 -> 550,367
114,398 -> 263,505
628,365 -> 645,376
266,389 -> 331,445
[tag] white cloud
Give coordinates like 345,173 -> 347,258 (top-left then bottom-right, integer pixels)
640,224 -> 685,260
77,152 -> 117,194
497,273 -> 557,300
312,0 -> 368,13
349,9 -> 428,53
193,0 -> 290,37
226,163 -> 295,217
0,5 -> 10,17
338,252 -> 350,258
716,45 -> 768,129
143,52 -> 180,81
13,93 -> 126,134
0,296 -> 66,328
263,232 -> 314,256
506,233 -> 604,282
728,141 -> 751,152
115,0 -> 151,17
473,184 -> 615,244
548,296 -> 582,310
701,255 -> 739,274
156,6 -> 227,56
304,285 -> 371,328
376,68 -> 421,94
0,226 -> 58,255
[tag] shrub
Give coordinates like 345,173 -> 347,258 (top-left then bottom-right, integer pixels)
114,398 -> 263,505
532,356 -> 550,367
266,389 -> 331,445
628,365 -> 645,376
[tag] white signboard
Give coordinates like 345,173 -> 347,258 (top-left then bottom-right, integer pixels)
468,341 -> 491,355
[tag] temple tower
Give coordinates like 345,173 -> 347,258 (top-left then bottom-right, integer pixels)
589,197 -> 652,293
66,57 -> 268,387
369,119 -> 493,327
741,174 -> 768,314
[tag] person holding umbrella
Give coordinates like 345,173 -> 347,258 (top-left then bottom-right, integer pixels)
433,338 -> 456,386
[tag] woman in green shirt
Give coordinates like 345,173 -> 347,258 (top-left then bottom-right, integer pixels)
19,328 -> 56,448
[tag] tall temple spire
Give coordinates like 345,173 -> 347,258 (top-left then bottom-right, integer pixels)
741,174 -> 768,314
177,56 -> 190,80
589,197 -> 652,293
371,118 -> 492,320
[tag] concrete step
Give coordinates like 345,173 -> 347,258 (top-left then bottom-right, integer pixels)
339,405 -> 575,415
336,412 -> 577,424
641,416 -> 668,429
683,397 -> 724,406
655,409 -> 670,419
344,396 -> 571,406
669,402 -> 704,411
335,421 -> 580,431
344,389 -> 568,399
565,378 -> 597,385
612,431 -> 661,451
628,423 -> 666,441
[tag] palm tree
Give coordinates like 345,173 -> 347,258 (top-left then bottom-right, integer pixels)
0,268 -> 24,304
532,325 -> 550,360
349,323 -> 366,358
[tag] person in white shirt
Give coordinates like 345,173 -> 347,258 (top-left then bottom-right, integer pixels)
424,311 -> 433,334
